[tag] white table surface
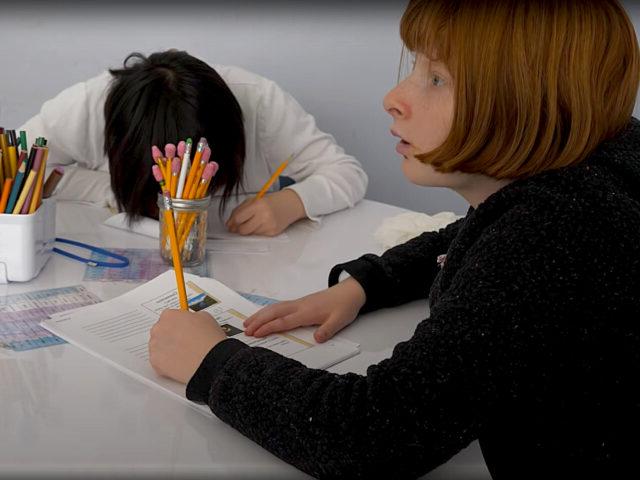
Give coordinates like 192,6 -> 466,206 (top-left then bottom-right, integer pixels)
0,199 -> 490,479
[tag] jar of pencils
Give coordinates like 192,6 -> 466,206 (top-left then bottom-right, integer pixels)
157,194 -> 211,267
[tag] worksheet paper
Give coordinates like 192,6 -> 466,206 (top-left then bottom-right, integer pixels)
0,286 -> 101,351
103,213 -> 289,242
41,271 -> 359,416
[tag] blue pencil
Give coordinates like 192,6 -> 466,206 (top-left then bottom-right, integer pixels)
4,162 -> 26,213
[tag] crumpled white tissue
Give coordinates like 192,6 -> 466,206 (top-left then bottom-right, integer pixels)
374,211 -> 460,250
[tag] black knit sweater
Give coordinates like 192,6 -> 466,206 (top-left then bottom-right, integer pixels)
187,119 -> 640,479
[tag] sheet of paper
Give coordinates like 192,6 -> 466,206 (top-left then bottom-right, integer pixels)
103,213 -> 289,243
42,271 -> 359,415
0,286 -> 101,351
83,248 -> 208,283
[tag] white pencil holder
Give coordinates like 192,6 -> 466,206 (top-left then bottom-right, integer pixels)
0,197 -> 56,283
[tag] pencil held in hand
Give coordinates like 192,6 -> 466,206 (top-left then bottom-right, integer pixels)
152,165 -> 188,310
255,154 -> 293,200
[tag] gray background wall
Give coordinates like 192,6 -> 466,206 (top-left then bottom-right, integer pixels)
1,1 -> 639,216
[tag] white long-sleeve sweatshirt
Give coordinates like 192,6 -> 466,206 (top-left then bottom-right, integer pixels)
19,65 -> 368,229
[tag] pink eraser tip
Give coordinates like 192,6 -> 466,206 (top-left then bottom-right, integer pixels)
172,157 -> 181,173
152,165 -> 164,182
210,161 -> 219,177
201,162 -> 216,180
177,140 -> 186,157
199,137 -> 207,145
151,145 -> 163,159
201,146 -> 211,162
54,166 -> 65,174
164,143 -> 176,159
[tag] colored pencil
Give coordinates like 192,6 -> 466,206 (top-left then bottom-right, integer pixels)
0,178 -> 13,213
16,151 -> 26,171
28,147 -> 49,213
0,134 -> 9,181
6,145 -> 17,178
13,148 -> 43,214
19,131 -> 27,153
4,162 -> 26,213
42,166 -> 64,199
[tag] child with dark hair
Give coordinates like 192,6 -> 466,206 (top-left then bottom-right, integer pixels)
20,50 -> 367,236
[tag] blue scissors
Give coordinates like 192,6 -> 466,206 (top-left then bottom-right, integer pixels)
53,237 -> 129,268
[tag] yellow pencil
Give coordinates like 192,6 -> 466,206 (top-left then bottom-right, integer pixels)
152,165 -> 188,310
255,154 -> 293,200
178,162 -> 219,251
28,147 -> 49,213
0,134 -> 9,182
7,145 -> 18,178
12,169 -> 37,214
151,146 -> 167,182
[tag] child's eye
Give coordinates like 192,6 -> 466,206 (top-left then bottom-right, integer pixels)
431,74 -> 445,87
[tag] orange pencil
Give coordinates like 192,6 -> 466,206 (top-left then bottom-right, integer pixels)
152,165 -> 188,310
0,178 -> 13,213
255,154 -> 293,200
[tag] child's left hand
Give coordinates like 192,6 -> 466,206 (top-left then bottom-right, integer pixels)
226,189 -> 305,236
149,309 -> 227,384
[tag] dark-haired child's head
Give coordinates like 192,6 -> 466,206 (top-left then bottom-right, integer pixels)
104,50 -> 245,220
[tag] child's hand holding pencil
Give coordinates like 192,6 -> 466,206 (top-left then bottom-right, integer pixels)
225,153 -> 306,236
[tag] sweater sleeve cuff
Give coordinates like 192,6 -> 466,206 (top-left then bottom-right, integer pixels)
186,338 -> 249,403
328,255 -> 384,313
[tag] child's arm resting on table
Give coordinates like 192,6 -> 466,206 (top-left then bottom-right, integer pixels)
242,216 -> 466,341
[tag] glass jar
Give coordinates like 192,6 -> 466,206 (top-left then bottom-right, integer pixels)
157,194 -> 211,267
